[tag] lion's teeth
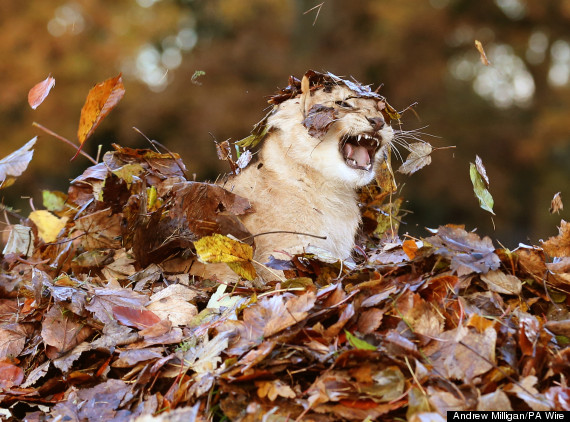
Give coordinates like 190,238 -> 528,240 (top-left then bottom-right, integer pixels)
347,158 -> 357,167
357,135 -> 362,143
365,163 -> 372,171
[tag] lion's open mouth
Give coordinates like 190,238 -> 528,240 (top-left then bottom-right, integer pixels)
341,134 -> 380,171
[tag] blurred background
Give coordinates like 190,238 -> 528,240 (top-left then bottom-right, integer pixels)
1,0 -> 569,248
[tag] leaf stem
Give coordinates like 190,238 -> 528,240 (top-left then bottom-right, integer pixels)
32,122 -> 97,165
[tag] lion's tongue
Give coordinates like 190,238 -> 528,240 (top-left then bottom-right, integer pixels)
343,143 -> 370,167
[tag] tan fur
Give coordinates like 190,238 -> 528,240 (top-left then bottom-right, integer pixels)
225,84 -> 394,268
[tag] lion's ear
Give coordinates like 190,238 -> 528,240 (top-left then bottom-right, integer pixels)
300,74 -> 310,117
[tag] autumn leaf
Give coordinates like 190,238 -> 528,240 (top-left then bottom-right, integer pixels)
303,104 -> 337,139
112,306 -> 161,330
0,362 -> 24,389
29,210 -> 68,243
542,220 -> 570,257
345,330 -> 376,350
550,192 -> 563,214
475,40 -> 491,66
0,137 -> 36,189
194,233 -> 256,280
28,75 -> 56,110
398,142 -> 433,175
2,225 -> 34,256
75,74 -> 125,160
470,158 -> 495,215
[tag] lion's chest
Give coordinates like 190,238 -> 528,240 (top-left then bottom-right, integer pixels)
230,171 -> 361,261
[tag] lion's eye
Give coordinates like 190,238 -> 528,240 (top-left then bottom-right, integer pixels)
335,100 -> 353,108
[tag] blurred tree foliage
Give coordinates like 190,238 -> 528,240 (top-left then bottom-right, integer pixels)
1,0 -> 569,247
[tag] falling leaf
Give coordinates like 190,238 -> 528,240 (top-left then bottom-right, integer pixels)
0,137 -> 36,189
475,40 -> 491,66
475,155 -> 489,186
29,210 -> 68,243
542,220 -> 570,257
75,74 -> 125,160
191,70 -> 206,85
28,75 -> 56,109
398,143 -> 433,175
470,160 -> 495,215
550,192 -> 563,214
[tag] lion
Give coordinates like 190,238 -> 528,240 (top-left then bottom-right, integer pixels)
193,71 -> 399,282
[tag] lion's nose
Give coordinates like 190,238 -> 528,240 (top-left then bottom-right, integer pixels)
367,117 -> 385,132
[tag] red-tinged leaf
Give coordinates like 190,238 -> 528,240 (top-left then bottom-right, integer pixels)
74,74 -> 125,160
28,75 -> 56,109
0,362 -> 24,388
112,305 -> 161,330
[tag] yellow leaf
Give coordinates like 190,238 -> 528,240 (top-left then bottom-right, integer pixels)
194,234 -> 256,280
29,210 -> 68,243
194,234 -> 253,263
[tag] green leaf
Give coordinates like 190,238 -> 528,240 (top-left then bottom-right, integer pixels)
470,162 -> 495,215
42,190 -> 67,212
345,330 -> 376,350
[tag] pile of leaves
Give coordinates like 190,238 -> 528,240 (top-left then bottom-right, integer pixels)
0,74 -> 569,421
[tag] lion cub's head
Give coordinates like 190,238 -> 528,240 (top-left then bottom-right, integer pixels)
252,71 -> 397,188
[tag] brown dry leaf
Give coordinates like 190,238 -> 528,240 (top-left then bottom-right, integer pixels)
256,380 -> 296,401
28,75 -> 56,109
404,296 -> 444,339
542,220 -> 570,257
75,74 -> 125,159
2,224 -> 34,256
357,308 -> 384,334
73,208 -> 122,250
477,390 -> 513,411
550,192 -> 563,214
506,375 -> 552,411
475,40 -> 491,66
49,379 -> 132,421
41,305 -> 93,358
29,210 -> 68,243
424,326 -> 496,382
0,323 -> 34,360
218,292 -> 316,355
480,270 -> 522,295
302,104 -> 337,139
398,142 -> 433,175
0,137 -> 36,189
147,284 -> 198,326
86,287 -> 149,325
428,225 -> 501,275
